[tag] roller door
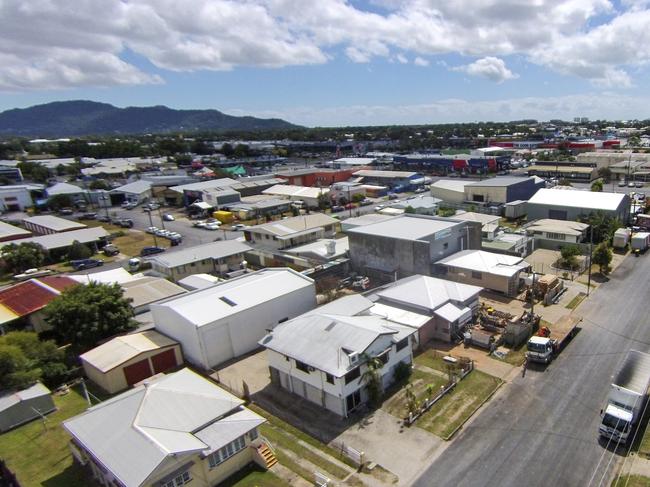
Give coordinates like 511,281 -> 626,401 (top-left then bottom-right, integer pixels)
123,359 -> 152,386
151,349 -> 177,374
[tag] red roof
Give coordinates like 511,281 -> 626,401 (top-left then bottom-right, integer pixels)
0,276 -> 78,317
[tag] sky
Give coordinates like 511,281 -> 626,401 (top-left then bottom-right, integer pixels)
2,0 -> 650,127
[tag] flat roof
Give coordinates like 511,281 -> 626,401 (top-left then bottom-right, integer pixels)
353,170 -> 418,178
529,165 -> 596,174
80,330 -> 179,372
341,214 -> 394,227
436,250 -> 529,277
152,268 -> 314,326
346,214 -> 460,241
169,177 -> 238,193
22,215 -> 86,232
262,184 -> 329,199
467,176 -> 532,187
528,188 -> 627,211
151,240 -> 250,268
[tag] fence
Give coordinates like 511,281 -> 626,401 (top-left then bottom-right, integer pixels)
331,442 -> 365,467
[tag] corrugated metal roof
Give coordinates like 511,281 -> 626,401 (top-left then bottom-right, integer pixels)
121,277 -> 186,309
353,170 -> 417,178
111,180 -> 152,194
0,276 -> 77,317
468,177 -> 532,187
0,382 -> 51,413
614,350 -> 650,395
80,330 -> 179,372
262,184 -> 329,199
151,240 -> 250,268
0,221 -> 31,240
63,369 -> 250,487
434,303 -> 471,323
246,213 -> 338,237
195,408 -> 265,454
436,250 -> 529,277
177,274 -> 222,291
430,179 -> 469,192
169,178 -> 237,193
346,214 -> 460,241
527,219 -> 590,236
1,227 -> 108,251
152,268 -> 314,326
23,215 -> 86,232
528,188 -> 627,211
45,182 -> 86,196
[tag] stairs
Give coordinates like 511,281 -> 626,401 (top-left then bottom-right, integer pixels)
257,443 -> 278,469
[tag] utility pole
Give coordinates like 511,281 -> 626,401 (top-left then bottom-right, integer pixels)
530,271 -> 536,315
587,225 -> 593,296
147,210 -> 159,247
157,207 -> 165,230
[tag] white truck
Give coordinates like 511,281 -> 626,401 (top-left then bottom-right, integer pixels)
631,232 -> 650,252
525,315 -> 581,365
599,350 -> 650,444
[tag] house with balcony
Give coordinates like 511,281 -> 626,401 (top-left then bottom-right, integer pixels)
259,310 -> 416,418
63,368 -> 273,487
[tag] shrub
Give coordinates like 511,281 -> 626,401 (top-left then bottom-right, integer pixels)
394,361 -> 412,383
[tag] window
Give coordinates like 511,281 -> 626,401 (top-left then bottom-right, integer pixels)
546,232 -> 564,240
326,373 -> 335,384
396,337 -> 409,352
378,350 -> 390,365
207,434 -> 247,469
163,471 -> 191,487
471,271 -> 482,280
443,242 -> 448,249
295,360 -> 310,373
249,428 -> 259,441
344,367 -> 360,384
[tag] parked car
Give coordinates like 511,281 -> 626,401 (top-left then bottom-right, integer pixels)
205,222 -> 220,231
103,244 -> 120,256
80,212 -> 97,220
155,229 -> 170,237
70,258 -> 104,271
170,237 -> 182,246
414,187 -> 426,193
143,203 -> 160,211
59,208 -> 74,215
146,226 -> 158,234
636,181 -> 645,188
387,193 -> 399,200
116,219 -> 134,228
13,268 -> 53,281
140,246 -> 165,257
162,214 -> 175,221
193,220 -> 207,228
331,205 -> 344,213
97,215 -> 111,223
124,202 -> 137,210
629,181 -> 636,188
359,199 -> 372,206
618,180 -> 627,187
344,203 -> 356,210
231,223 -> 247,231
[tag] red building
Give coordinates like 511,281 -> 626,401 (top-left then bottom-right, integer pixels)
275,168 -> 359,187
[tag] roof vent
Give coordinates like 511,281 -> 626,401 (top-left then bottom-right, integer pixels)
219,296 -> 237,307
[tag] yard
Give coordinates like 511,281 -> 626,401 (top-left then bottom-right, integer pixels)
612,475 -> 650,487
111,230 -> 168,257
221,464 -> 290,487
0,386 -> 95,487
382,368 -> 448,418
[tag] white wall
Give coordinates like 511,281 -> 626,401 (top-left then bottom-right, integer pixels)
0,188 -> 33,211
150,305 -> 204,368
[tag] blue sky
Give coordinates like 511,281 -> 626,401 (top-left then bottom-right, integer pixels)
1,0 -> 650,126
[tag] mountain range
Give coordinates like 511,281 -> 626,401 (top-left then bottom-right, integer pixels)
0,100 -> 299,137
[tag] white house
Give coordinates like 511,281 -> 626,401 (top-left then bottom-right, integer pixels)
243,213 -> 339,251
260,312 -> 415,418
64,368 -> 271,487
150,268 -> 317,369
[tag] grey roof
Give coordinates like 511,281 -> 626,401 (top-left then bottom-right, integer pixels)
121,277 -> 186,309
228,198 -> 291,211
374,275 -> 482,312
346,214 -> 460,241
0,221 -> 31,240
152,268 -> 314,326
613,350 -> 650,395
341,214 -> 394,228
23,215 -> 86,232
391,196 -> 442,210
64,368 -> 258,487
111,180 -> 152,195
285,238 -> 349,261
177,273 -> 222,291
1,227 -> 108,251
526,219 -> 589,236
353,170 -> 417,178
195,408 -> 265,455
169,178 -> 237,193
467,176 -> 533,187
151,240 -> 250,268
311,294 -> 375,316
246,214 -> 338,237
45,182 -> 86,196
260,313 -> 414,376
0,382 -> 51,413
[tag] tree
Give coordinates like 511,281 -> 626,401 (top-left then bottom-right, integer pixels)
404,205 -> 416,214
557,178 -> 573,187
221,143 -> 234,157
580,212 -> 621,244
352,193 -> 365,203
560,244 -> 582,269
598,167 -> 612,183
0,332 -> 67,390
89,179 -> 109,190
233,144 -> 250,158
591,180 -> 603,192
317,191 -> 329,210
47,193 -> 73,210
361,354 -> 384,407
592,241 -> 613,275
68,240 -> 92,260
2,242 -> 48,273
17,161 -> 49,183
45,282 -> 136,353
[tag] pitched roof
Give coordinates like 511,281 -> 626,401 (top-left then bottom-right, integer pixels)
150,240 -> 250,268
45,182 -> 86,196
22,215 -> 86,232
0,227 -> 108,251
436,250 -> 529,277
152,268 -> 314,326
169,178 -> 238,193
526,219 -> 590,236
0,276 -> 78,319
0,383 -> 52,413
246,213 -> 338,237
177,274 -> 222,291
260,313 -> 414,377
467,177 -> 533,187
374,275 -> 482,312
121,277 -> 186,309
0,221 -> 31,240
262,184 -> 329,199
111,180 -> 152,195
346,214 -> 460,241
527,188 -> 627,211
64,368 -> 260,487
80,331 -> 179,372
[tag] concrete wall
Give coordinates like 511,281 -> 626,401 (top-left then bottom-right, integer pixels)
81,345 -> 183,394
431,186 -> 465,204
526,196 -> 630,223
465,179 -> 538,205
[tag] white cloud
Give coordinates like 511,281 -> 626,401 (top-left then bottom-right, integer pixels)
233,93 -> 650,127
395,53 -> 408,64
0,0 -> 647,90
414,57 -> 430,67
452,57 -> 518,82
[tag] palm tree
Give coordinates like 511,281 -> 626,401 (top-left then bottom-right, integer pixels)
361,354 -> 384,406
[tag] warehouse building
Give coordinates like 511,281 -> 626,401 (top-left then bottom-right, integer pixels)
526,189 -> 630,222
464,177 -> 543,205
22,215 -> 86,235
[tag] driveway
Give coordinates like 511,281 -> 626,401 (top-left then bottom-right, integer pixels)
211,350 -> 270,397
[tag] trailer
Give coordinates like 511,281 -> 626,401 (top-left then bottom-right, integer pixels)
613,228 -> 631,250
525,314 -> 581,364
599,350 -> 650,444
631,232 -> 650,252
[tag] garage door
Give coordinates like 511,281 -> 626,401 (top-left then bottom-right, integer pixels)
151,349 -> 177,374
123,359 -> 153,386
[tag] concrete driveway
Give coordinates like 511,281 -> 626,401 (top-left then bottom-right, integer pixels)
211,350 -> 270,397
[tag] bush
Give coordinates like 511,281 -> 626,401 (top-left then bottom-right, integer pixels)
68,240 -> 92,260
393,361 -> 412,383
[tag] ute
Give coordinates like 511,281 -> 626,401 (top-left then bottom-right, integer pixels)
525,315 -> 581,364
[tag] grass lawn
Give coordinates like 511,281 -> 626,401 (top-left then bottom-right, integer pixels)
415,370 -> 502,440
498,343 -> 528,367
112,230 -> 169,257
248,404 -> 357,471
565,292 -> 587,310
414,349 -> 451,375
382,368 -> 447,419
220,464 -> 291,487
0,386 -> 94,487
612,475 -> 650,487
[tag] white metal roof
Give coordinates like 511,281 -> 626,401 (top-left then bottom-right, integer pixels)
369,303 -> 430,329
353,170 -> 417,178
341,214 -> 394,228
80,330 -> 179,372
331,157 -> 376,165
0,221 -> 30,240
527,219 -> 590,236
246,213 -> 338,237
169,178 -> 238,194
285,238 -> 349,261
375,275 -> 482,312
177,273 -> 222,291
69,268 -> 141,285
152,268 -> 314,326
63,369 -> 252,487
452,211 -> 501,225
434,302 -> 471,323
45,182 -> 86,196
111,180 -> 152,195
437,250 -> 529,277
22,215 -> 86,232
195,408 -> 265,455
260,313 -> 414,377
346,214 -> 460,241
262,184 -> 329,199
430,179 -> 468,192
527,188 -> 627,211
151,240 -> 250,268
1,227 -> 108,251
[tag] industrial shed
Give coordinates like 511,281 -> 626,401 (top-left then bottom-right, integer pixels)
526,189 -> 630,222
0,382 -> 56,432
80,331 -> 182,394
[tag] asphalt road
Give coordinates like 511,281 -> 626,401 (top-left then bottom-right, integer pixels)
413,253 -> 650,487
